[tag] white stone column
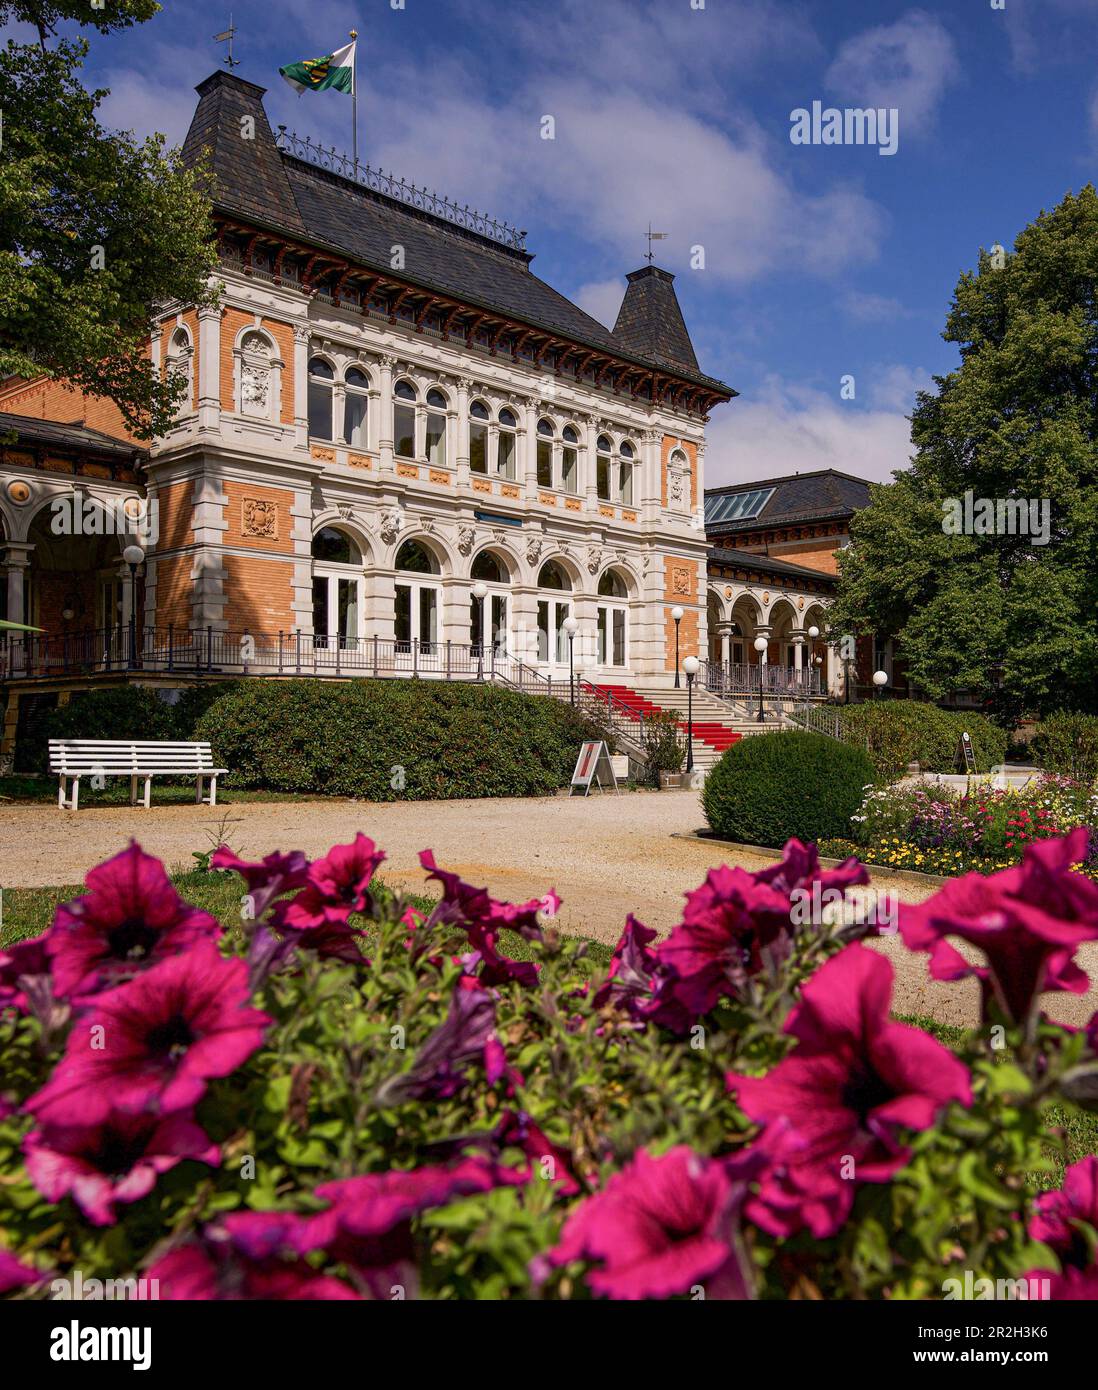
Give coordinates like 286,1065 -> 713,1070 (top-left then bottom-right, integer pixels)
377,353 -> 395,477
521,397 -> 538,500
198,303 -> 224,435
583,417 -> 598,514
4,543 -> 31,629
455,377 -> 471,491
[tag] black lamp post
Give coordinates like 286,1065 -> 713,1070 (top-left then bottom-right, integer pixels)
753,635 -> 768,723
683,655 -> 699,774
806,624 -> 820,694
123,544 -> 144,670
472,581 -> 487,681
563,613 -> 578,705
671,605 -> 683,688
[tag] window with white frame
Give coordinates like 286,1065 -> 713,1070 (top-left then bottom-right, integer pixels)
596,436 -> 635,504
561,424 -> 580,495
618,440 -> 636,506
596,435 -> 613,501
536,417 -> 554,488
469,399 -> 489,473
596,568 -> 628,667
343,367 -> 370,448
395,539 -> 440,652
425,388 -> 448,467
311,527 -> 362,649
470,549 -> 510,655
393,379 -> 417,459
166,327 -> 193,418
496,407 -> 518,480
307,357 -> 334,439
536,560 -> 572,664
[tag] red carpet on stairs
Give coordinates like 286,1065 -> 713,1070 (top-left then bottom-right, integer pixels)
587,684 -> 743,754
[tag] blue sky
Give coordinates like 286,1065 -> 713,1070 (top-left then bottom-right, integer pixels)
11,0 -> 1098,483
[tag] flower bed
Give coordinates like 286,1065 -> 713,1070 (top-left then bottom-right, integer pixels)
830,774 -> 1098,881
2,830 -> 1098,1300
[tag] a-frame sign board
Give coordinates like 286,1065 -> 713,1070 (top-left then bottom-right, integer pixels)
570,740 -> 619,796
955,731 -> 978,774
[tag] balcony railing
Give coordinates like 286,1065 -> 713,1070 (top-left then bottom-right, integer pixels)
702,660 -> 824,698
0,625 -> 553,690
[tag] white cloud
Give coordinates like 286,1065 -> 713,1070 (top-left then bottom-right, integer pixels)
840,290 -> 910,323
573,278 -> 625,330
705,371 -> 925,487
825,10 -> 961,135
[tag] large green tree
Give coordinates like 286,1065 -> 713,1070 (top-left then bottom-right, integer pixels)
0,2 -> 218,437
832,186 -> 1098,720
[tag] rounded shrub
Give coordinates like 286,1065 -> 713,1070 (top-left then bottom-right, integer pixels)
702,730 -> 875,847
190,679 -> 606,800
22,686 -> 179,772
1031,712 -> 1098,784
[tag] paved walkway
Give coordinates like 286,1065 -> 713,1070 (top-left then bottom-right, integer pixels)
1,791 -> 1094,1028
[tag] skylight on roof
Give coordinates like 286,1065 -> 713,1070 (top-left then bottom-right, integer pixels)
704,487 -> 775,526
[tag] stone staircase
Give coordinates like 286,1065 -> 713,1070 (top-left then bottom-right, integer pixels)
591,682 -> 780,774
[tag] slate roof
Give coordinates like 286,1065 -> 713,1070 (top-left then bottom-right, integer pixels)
705,469 -> 872,532
0,412 -> 145,461
612,267 -> 699,374
181,73 -> 731,396
708,545 -> 838,587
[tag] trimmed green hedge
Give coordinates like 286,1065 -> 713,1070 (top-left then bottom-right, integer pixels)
24,680 -> 606,800
834,701 -> 1008,778
1031,712 -> 1098,784
702,730 -> 875,847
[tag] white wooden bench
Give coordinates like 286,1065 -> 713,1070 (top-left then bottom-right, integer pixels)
49,740 -> 227,810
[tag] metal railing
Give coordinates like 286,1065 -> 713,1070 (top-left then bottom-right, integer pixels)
275,128 -> 528,252
0,625 -> 558,686
786,700 -> 845,740
703,659 -> 823,698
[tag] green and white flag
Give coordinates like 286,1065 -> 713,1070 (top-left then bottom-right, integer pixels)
279,39 -> 356,96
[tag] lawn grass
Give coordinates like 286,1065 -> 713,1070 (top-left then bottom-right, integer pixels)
0,775 -> 324,807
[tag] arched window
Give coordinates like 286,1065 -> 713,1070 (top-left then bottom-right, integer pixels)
425,388 -> 447,467
537,560 -> 572,665
469,399 -> 490,474
395,539 -> 440,654
470,550 -> 510,654
308,357 -> 334,439
311,526 -> 362,650
395,539 -> 438,574
597,568 -> 629,667
618,440 -> 636,506
343,367 -> 369,449
536,417 -> 554,489
166,328 -> 193,418
561,424 -> 579,495
393,379 -> 417,459
596,434 -> 613,501
497,407 -> 517,480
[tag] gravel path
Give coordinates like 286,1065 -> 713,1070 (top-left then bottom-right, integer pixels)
2,790 -> 1094,1029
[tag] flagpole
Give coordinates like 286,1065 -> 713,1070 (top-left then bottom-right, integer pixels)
350,29 -> 358,169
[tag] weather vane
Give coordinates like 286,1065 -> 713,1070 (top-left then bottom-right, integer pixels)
213,15 -> 240,69
645,223 -> 668,264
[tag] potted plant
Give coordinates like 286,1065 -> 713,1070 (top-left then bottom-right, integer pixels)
642,710 -> 685,788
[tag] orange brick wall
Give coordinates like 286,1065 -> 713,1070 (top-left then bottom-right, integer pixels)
661,436 -> 698,509
153,554 -> 193,629
219,309 -> 294,422
221,480 -> 295,555
0,377 -> 138,444
153,480 -> 196,554
662,555 -> 700,669
768,540 -> 842,575
221,555 -> 294,630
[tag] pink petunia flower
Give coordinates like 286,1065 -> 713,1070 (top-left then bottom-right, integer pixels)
374,983 -> 509,1105
727,944 -> 972,1237
275,834 -> 385,932
45,842 -> 221,1000
419,850 -> 551,987
0,934 -> 52,1015
24,1110 -> 219,1226
1023,1265 -> 1098,1300
209,845 -> 310,921
151,1212 -> 359,1300
1029,1156 -> 1098,1269
298,1159 -> 524,1298
0,1248 -> 42,1295
28,942 -> 271,1126
545,1146 -> 754,1300
900,830 -> 1098,1025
